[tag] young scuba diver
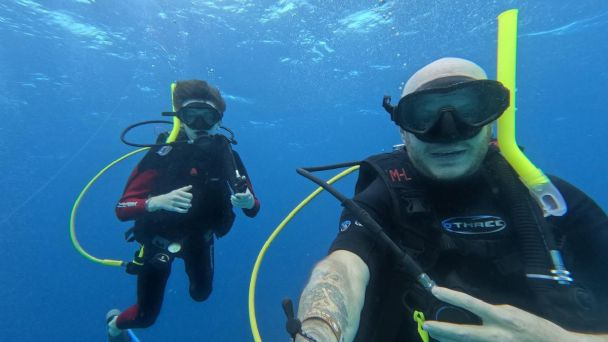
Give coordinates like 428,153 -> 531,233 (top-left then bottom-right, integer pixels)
294,58 -> 608,342
106,80 -> 260,341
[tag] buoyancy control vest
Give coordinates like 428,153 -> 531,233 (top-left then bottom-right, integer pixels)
354,145 -> 599,338
132,133 -> 236,240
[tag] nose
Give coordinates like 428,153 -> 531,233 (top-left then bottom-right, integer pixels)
436,108 -> 460,140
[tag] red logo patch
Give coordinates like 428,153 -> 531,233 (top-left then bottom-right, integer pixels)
388,168 -> 412,182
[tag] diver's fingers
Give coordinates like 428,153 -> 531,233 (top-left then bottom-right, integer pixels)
431,286 -> 494,320
237,188 -> 252,197
171,193 -> 193,205
171,206 -> 189,214
230,195 -> 245,206
424,321 -> 488,342
176,189 -> 193,198
177,185 -> 193,192
171,199 -> 192,209
174,189 -> 193,200
168,198 -> 190,212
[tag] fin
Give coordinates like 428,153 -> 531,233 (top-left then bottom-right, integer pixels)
106,309 -> 132,342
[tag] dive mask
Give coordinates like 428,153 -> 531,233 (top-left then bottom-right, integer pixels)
384,79 -> 510,142
164,102 -> 223,130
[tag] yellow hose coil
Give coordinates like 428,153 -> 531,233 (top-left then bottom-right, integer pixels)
248,166 -> 360,342
70,82 -> 181,266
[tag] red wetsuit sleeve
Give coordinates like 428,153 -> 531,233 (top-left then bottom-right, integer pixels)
115,165 -> 161,221
234,151 -> 260,217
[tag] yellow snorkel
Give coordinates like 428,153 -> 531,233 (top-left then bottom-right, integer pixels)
69,83 -> 181,267
167,82 -> 182,142
496,9 -> 567,217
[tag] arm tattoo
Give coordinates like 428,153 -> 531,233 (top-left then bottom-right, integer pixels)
299,268 -> 350,337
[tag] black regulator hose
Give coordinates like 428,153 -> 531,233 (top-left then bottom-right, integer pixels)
296,165 -> 433,288
120,120 -> 176,147
121,120 -> 238,148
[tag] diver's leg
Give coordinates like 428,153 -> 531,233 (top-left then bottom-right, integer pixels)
184,233 -> 214,302
116,250 -> 173,329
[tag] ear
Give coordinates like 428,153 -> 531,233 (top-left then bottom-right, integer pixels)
485,124 -> 494,140
399,128 -> 410,144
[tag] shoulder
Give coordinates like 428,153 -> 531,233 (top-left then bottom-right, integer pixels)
357,150 -> 412,191
546,175 -> 607,249
138,133 -> 176,169
549,175 -> 586,198
548,175 -> 605,216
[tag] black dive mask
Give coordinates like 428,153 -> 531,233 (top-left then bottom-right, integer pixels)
383,79 -> 510,143
164,102 -> 223,130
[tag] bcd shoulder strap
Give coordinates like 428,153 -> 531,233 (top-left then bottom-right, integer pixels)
356,149 -> 437,258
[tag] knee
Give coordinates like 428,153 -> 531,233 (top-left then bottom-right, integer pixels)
190,284 -> 212,302
116,305 -> 160,330
137,314 -> 159,328
134,308 -> 161,328
118,312 -> 158,329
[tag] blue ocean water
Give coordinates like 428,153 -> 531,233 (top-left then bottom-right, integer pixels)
1,1 -> 606,341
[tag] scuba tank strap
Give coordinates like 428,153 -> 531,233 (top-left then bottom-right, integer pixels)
359,151 -> 429,215
483,147 -> 572,283
358,151 -> 436,250
482,147 -> 584,328
215,135 -> 247,193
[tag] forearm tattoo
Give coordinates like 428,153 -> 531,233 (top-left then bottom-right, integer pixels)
299,267 -> 350,339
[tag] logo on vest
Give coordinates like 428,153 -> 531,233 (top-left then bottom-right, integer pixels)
388,168 -> 412,182
442,216 -> 506,234
340,220 -> 351,232
340,220 -> 363,232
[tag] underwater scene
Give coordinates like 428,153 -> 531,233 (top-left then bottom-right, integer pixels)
1,1 -> 607,341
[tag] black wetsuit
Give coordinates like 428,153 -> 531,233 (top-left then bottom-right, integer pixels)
330,156 -> 608,341
114,134 -> 260,329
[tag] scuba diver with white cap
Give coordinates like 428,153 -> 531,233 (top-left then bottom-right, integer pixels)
290,57 -> 608,342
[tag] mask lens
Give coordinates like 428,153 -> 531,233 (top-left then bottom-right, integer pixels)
178,105 -> 221,130
451,81 -> 509,126
394,80 -> 509,135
